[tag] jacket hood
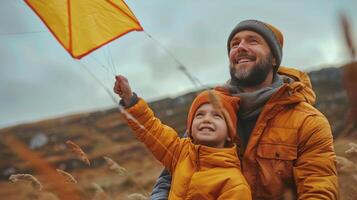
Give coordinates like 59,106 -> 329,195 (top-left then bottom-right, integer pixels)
275,66 -> 316,106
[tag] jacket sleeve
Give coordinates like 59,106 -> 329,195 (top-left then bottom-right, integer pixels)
123,98 -> 186,172
293,115 -> 339,200
217,184 -> 252,200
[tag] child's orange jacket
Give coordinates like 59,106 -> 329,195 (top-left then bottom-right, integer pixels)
124,99 -> 251,200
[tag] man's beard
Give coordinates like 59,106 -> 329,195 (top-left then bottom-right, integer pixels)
229,54 -> 274,88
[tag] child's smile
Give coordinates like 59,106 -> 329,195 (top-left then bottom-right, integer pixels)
191,103 -> 229,148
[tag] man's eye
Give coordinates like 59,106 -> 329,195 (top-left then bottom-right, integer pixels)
231,43 -> 239,48
250,39 -> 258,44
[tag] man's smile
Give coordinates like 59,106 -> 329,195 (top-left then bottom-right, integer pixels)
234,55 -> 256,64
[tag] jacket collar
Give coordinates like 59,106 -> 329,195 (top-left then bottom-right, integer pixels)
188,142 -> 241,170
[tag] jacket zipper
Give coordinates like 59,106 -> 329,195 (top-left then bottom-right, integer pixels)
195,145 -> 201,171
183,145 -> 201,199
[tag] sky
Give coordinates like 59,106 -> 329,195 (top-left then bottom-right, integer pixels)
0,0 -> 357,128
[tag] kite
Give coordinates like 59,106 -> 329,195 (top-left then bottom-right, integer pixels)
24,0 -> 201,89
24,0 -> 143,59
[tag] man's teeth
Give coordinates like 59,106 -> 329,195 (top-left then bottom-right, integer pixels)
238,59 -> 251,64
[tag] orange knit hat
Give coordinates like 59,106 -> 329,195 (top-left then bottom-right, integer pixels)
186,90 -> 240,141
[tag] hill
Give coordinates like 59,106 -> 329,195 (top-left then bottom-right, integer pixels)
0,66 -> 356,199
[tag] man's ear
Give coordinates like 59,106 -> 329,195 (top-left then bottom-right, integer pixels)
226,137 -> 232,142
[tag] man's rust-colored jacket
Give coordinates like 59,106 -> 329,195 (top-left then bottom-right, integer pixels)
230,67 -> 338,199
124,99 -> 251,200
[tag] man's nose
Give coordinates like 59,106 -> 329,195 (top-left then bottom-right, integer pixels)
237,40 -> 249,52
229,41 -> 248,60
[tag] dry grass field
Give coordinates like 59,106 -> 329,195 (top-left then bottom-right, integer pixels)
0,67 -> 356,199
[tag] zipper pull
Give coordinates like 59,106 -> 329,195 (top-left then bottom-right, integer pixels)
195,145 -> 201,171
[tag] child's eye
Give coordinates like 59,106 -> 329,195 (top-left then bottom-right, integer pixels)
213,113 -> 223,118
195,113 -> 203,118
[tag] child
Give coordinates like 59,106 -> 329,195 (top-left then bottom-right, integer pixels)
114,75 -> 251,200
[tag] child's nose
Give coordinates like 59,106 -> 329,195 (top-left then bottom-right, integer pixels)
202,114 -> 212,123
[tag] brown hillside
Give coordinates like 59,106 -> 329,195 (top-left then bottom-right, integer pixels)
0,67 -> 356,199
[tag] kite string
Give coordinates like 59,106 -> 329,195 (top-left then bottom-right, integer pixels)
0,30 -> 203,88
2,31 -> 204,197
89,55 -> 116,76
79,33 -> 204,166
74,60 -> 180,164
143,31 -> 203,88
75,60 -> 117,104
0,30 -> 46,36
103,46 -> 116,75
107,46 -> 118,75
102,47 -> 117,87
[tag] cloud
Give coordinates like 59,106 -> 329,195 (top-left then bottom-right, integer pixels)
1,0 -> 357,128
0,1 -> 42,33
0,52 -> 114,127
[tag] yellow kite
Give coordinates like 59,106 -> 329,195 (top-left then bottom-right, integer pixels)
25,0 -> 143,59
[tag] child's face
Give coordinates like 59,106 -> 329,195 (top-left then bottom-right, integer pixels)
191,103 -> 229,148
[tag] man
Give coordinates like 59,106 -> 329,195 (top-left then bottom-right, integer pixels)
151,19 -> 338,199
